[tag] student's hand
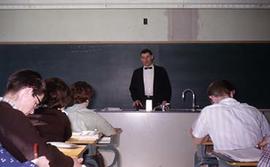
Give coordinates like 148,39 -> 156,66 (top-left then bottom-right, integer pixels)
32,156 -> 49,167
72,158 -> 83,167
115,128 -> 123,134
257,137 -> 270,150
133,100 -> 143,108
202,135 -> 210,143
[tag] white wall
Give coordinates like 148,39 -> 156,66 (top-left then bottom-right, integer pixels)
0,9 -> 168,41
197,9 -> 270,40
0,9 -> 269,41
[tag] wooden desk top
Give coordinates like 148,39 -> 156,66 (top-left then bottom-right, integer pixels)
212,151 -> 258,167
202,141 -> 213,146
58,145 -> 87,158
227,161 -> 257,167
66,137 -> 97,144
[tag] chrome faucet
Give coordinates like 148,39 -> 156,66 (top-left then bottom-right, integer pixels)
182,89 -> 199,111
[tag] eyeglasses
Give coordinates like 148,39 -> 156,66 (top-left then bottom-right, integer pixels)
33,94 -> 42,108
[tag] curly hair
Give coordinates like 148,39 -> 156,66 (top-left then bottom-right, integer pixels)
70,81 -> 94,104
42,77 -> 71,109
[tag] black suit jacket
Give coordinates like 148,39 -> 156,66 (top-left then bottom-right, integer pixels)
129,65 -> 172,106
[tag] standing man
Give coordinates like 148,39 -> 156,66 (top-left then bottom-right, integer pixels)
129,48 -> 171,109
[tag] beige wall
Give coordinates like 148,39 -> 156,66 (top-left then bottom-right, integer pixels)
197,9 -> 270,40
0,9 -> 269,41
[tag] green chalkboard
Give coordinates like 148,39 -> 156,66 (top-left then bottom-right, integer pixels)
0,42 -> 269,109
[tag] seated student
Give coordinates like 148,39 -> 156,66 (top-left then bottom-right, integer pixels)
0,69 -> 82,167
191,80 -> 270,151
66,81 -> 119,136
29,77 -> 72,142
0,145 -> 49,167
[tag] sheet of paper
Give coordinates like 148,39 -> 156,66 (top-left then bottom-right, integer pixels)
215,147 -> 262,162
71,131 -> 100,140
98,137 -> 111,144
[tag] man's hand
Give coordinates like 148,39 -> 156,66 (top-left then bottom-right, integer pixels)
32,156 -> 49,167
133,100 -> 143,109
161,100 -> 168,105
73,158 -> 83,167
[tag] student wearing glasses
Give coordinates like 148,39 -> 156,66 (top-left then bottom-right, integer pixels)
29,77 -> 72,142
0,70 -> 82,167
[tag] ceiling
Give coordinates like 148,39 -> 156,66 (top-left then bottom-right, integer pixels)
0,0 -> 270,9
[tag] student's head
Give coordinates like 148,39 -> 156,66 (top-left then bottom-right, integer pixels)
140,49 -> 154,66
4,69 -> 46,115
207,80 -> 235,104
41,77 -> 71,109
70,81 -> 94,105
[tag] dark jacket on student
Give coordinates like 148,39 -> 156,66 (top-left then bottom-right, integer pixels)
0,101 -> 73,167
29,107 -> 72,142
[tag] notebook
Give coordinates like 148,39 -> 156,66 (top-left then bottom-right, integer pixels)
215,147 -> 262,162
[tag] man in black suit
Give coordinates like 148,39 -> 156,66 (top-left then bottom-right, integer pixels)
129,49 -> 172,109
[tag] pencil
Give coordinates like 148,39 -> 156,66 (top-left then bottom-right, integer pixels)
33,143 -> 39,159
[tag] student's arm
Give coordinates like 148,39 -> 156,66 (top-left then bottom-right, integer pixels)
62,113 -> 72,141
190,110 -> 209,145
259,111 -> 270,137
257,111 -> 270,149
0,108 -> 74,167
95,113 -> 116,136
189,128 -> 209,144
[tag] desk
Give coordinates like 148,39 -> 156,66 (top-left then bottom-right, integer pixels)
202,141 -> 213,146
58,145 -> 87,158
213,152 -> 258,167
67,136 -> 99,158
66,137 -> 97,145
227,161 -> 257,167
201,141 -> 258,167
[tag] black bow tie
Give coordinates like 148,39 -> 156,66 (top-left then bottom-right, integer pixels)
144,67 -> 153,70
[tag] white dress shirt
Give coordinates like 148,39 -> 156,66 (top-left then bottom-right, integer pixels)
143,64 -> 154,96
192,98 -> 270,150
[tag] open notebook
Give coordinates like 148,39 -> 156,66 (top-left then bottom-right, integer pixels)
215,147 -> 262,162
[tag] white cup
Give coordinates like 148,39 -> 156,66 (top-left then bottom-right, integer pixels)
146,99 -> 152,112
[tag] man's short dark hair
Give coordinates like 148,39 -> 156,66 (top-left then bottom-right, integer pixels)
207,80 -> 235,97
140,48 -> 153,55
6,69 -> 45,96
42,77 -> 71,109
70,81 -> 94,104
